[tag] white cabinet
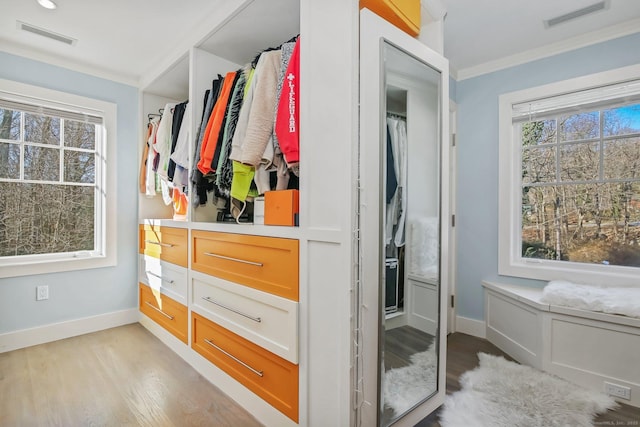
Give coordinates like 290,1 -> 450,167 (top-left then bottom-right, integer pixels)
134,2 -> 375,427
138,254 -> 188,305
191,270 -> 298,363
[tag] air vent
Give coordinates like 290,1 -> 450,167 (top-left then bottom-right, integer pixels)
17,21 -> 76,45
544,1 -> 609,28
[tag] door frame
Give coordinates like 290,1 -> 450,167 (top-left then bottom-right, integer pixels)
448,102 -> 457,334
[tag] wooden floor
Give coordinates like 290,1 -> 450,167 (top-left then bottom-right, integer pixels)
1,325 -> 639,426
0,323 -> 262,427
416,333 -> 640,426
382,326 -> 436,425
384,325 -> 434,371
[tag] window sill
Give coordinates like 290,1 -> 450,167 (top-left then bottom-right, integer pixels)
0,255 -> 116,278
498,257 -> 639,288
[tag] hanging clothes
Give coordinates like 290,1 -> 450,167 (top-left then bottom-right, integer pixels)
192,77 -> 223,206
167,101 -> 188,182
275,37 -> 300,171
272,40 -> 297,153
197,71 -> 237,175
386,115 -> 408,248
229,49 -> 281,167
253,49 -> 285,195
215,66 -> 249,196
226,51 -> 278,219
154,102 -> 177,179
187,35 -> 300,215
386,125 -> 398,203
144,118 -> 160,196
139,119 -> 154,194
170,102 -> 191,188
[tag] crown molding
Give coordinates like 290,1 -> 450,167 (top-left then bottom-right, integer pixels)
456,18 -> 640,81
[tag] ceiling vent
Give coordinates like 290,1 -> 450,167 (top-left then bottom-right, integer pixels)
17,21 -> 76,45
544,1 -> 609,28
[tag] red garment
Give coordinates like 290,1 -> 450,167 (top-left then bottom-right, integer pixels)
197,71 -> 237,175
275,38 -> 300,165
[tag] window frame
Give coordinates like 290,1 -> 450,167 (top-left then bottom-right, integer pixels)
498,64 -> 640,287
0,79 -> 117,278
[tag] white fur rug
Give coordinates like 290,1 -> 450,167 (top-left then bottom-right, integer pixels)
440,353 -> 617,427
383,343 -> 437,416
541,280 -> 640,318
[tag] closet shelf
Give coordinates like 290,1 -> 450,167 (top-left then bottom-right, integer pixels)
139,218 -> 300,239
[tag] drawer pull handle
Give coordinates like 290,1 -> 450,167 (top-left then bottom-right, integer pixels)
145,240 -> 175,248
144,301 -> 174,320
203,338 -> 264,377
201,296 -> 262,323
146,271 -> 175,284
203,252 -> 263,267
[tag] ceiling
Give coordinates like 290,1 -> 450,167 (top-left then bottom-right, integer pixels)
441,0 -> 640,79
1,0 -> 640,86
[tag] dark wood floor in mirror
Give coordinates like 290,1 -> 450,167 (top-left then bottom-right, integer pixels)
384,325 -> 434,371
382,325 -> 435,425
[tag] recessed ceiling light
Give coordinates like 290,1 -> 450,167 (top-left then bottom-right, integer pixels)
37,0 -> 57,10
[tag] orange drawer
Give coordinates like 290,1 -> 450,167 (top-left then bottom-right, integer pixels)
139,225 -> 188,267
360,0 -> 421,36
139,283 -> 188,344
191,231 -> 299,301
191,312 -> 298,422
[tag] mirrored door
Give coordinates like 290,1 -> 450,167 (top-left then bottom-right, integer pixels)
358,9 -> 450,427
380,41 -> 442,426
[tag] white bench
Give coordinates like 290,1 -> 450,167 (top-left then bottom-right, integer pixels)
483,280 -> 640,408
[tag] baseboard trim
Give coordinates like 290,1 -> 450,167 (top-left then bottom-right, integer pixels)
455,315 -> 486,338
0,308 -> 138,353
138,313 -> 298,427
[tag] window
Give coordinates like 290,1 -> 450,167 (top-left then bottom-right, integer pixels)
0,79 -> 117,277
499,65 -> 640,286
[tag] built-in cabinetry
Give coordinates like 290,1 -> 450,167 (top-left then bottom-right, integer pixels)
138,221 -> 300,425
190,230 -> 299,422
137,2 -> 306,424
138,225 -> 189,344
136,2 -> 447,426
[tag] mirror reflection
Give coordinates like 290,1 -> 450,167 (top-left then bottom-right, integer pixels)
380,41 -> 442,426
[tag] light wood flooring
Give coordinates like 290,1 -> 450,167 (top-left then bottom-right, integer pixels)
0,323 -> 262,427
1,325 -> 639,426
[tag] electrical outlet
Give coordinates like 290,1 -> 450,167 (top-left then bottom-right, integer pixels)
604,382 -> 631,400
36,285 -> 49,301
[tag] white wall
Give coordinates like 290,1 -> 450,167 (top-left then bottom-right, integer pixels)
0,51 -> 139,336
454,31 -> 640,322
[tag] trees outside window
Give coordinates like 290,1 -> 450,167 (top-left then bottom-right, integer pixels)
520,104 -> 640,268
0,109 -> 99,257
0,79 -> 116,278
499,67 -> 640,286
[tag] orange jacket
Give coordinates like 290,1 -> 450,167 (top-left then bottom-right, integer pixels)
197,70 -> 237,175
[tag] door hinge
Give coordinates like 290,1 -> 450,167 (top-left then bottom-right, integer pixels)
451,133 -> 456,147
451,214 -> 455,227
451,295 -> 455,308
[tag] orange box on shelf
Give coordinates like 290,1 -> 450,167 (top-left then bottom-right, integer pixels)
360,0 -> 421,37
264,190 -> 299,226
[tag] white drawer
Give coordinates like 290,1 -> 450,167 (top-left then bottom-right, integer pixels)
190,270 -> 298,364
139,254 -> 188,304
